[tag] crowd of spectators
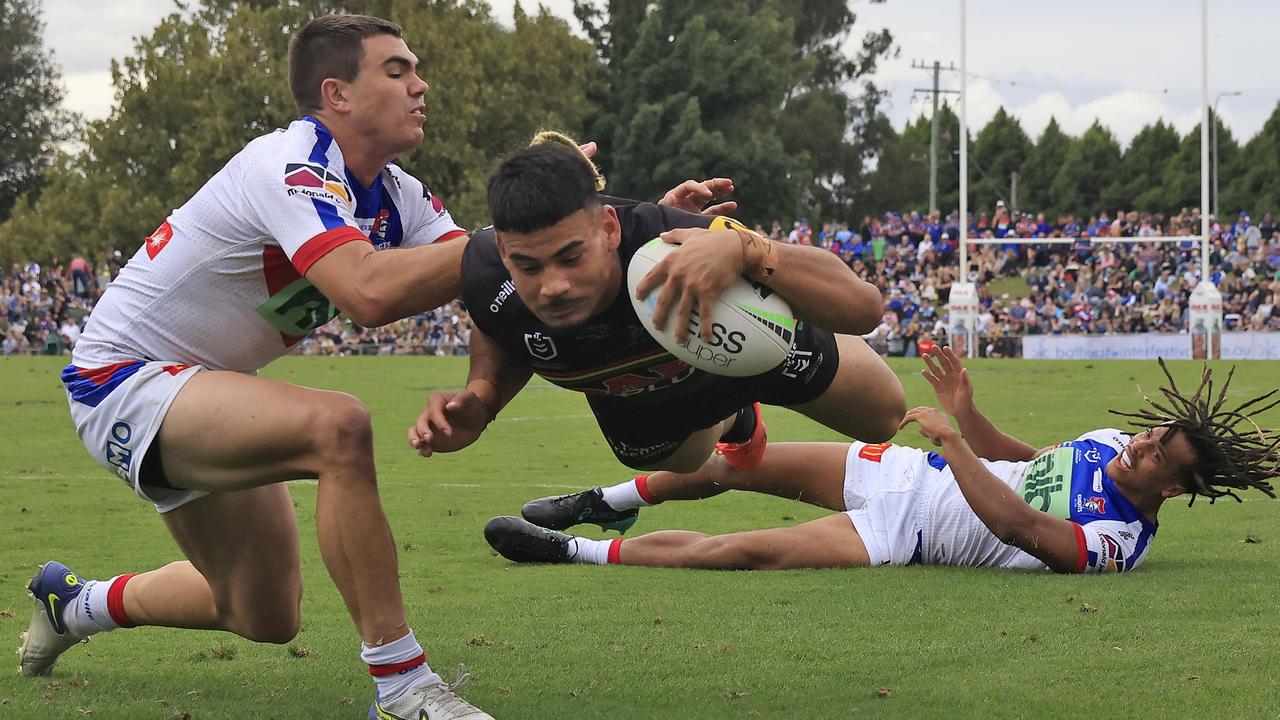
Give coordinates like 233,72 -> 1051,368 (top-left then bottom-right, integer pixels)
758,204 -> 1280,357
2,255 -> 472,357
5,203 -> 1278,359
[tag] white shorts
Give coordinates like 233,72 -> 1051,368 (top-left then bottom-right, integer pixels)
62,360 -> 207,513
841,442 -> 933,566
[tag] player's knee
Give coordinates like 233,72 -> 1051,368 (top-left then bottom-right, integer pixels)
866,381 -> 907,443
222,588 -> 302,644
234,612 -> 301,644
312,394 -> 374,463
694,535 -> 769,570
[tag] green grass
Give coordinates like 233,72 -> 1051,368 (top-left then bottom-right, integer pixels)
2,356 -> 1279,719
986,275 -> 1031,301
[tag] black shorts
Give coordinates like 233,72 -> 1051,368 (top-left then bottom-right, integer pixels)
587,323 -> 842,468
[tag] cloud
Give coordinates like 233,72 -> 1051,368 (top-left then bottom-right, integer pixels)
61,71 -> 115,120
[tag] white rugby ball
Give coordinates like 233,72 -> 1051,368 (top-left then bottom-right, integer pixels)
628,238 -> 797,377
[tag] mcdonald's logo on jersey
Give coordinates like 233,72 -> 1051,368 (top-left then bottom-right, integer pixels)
858,442 -> 894,462
284,163 -> 352,207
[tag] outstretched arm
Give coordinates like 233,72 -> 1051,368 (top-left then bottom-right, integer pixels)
920,346 -> 1038,462
408,326 -> 532,457
904,407 -> 1084,573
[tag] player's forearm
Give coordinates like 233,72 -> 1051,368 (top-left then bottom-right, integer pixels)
463,331 -> 532,419
768,243 -> 883,335
357,238 -> 468,326
950,404 -> 1038,461
939,431 -> 1038,544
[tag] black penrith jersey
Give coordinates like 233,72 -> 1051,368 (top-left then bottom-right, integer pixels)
461,200 -> 751,404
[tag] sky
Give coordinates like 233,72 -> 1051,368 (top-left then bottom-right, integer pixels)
43,0 -> 1280,147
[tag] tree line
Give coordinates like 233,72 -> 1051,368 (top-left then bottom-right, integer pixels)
867,103 -> 1280,222
2,0 -> 1278,267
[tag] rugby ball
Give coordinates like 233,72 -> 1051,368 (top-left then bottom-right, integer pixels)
628,238 -> 796,377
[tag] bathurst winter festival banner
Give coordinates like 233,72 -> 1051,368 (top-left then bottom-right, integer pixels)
1021,333 -> 1280,360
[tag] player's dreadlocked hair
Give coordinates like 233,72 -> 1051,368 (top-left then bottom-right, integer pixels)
1109,359 -> 1280,505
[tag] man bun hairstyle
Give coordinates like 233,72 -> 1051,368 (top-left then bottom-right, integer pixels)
289,14 -> 403,114
487,136 -> 602,234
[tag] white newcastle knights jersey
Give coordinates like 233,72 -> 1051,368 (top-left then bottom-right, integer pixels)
73,116 -> 465,373
920,428 -> 1157,572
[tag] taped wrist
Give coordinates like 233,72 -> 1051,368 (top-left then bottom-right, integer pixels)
735,228 -> 778,284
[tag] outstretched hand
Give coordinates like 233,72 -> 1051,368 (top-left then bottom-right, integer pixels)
899,406 -> 959,447
634,228 -> 743,342
408,389 -> 492,457
659,178 -> 738,216
921,345 -> 975,417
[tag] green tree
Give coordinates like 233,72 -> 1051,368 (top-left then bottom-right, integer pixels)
0,0 -> 75,223
1107,120 -> 1181,212
575,0 -> 892,224
1048,120 -> 1121,217
1018,117 -> 1072,217
1156,122 -> 1207,216
1222,102 -> 1280,217
576,1 -> 807,224
970,107 -> 1031,213
764,0 -> 896,220
0,0 -> 602,265
863,102 -> 960,216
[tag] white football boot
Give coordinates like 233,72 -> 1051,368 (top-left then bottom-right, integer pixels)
369,665 -> 495,720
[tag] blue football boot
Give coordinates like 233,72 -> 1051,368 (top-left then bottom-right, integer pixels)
17,561 -> 90,677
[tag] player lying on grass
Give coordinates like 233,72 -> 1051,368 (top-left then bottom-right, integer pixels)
18,15 -> 731,720
409,139 -> 906,490
487,348 -> 1279,573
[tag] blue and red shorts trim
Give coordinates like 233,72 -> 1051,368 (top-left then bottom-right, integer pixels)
61,361 -> 146,408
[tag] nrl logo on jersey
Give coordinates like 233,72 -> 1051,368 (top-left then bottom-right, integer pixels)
524,331 -> 558,361
284,163 -> 353,209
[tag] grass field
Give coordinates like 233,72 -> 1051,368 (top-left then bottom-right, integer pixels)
2,356 -> 1279,719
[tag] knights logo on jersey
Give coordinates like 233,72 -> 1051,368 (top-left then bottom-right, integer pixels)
1076,495 -> 1106,514
284,163 -> 352,208
524,332 -> 558,361
369,209 -> 392,247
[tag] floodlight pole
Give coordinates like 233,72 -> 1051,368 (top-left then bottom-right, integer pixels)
1191,0 -> 1223,359
1200,0 -> 1209,276
958,0 -> 967,284
1212,91 -> 1242,219
945,0 -> 978,359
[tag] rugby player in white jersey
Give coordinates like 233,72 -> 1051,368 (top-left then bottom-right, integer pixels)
17,14 -> 733,720
488,348 -> 1278,573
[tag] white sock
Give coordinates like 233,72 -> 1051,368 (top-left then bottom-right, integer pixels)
568,536 -> 617,565
362,629 -> 441,703
600,476 -> 655,511
64,577 -> 122,638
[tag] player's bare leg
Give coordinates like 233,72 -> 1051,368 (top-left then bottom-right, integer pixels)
636,421 -> 728,474
521,441 -> 852,537
21,371 -> 489,713
641,442 -> 851,510
486,513 -> 870,570
616,513 -> 869,569
791,333 -> 906,443
147,370 -> 406,645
